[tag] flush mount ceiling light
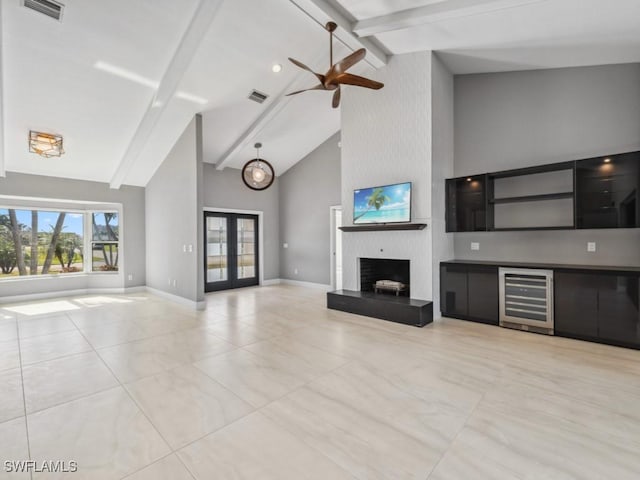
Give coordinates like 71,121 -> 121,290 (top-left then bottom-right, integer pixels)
242,143 -> 274,191
29,131 -> 65,157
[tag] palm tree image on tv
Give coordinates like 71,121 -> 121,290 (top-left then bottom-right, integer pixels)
353,182 -> 411,224
353,188 -> 390,222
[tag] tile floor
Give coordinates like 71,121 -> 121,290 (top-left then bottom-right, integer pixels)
1,285 -> 640,479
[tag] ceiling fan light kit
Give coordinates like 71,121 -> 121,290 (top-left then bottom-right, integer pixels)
286,21 -> 384,108
28,130 -> 65,157
242,142 -> 275,191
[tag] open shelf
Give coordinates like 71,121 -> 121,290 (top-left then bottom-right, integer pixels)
489,192 -> 574,204
489,226 -> 575,231
340,223 -> 427,232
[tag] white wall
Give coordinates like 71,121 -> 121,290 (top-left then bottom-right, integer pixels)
430,54 -> 455,316
0,173 -> 145,298
145,116 -> 203,303
341,52 -> 433,301
453,63 -> 640,267
279,132 -> 341,285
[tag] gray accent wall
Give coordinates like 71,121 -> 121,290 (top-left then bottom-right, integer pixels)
453,63 -> 640,266
0,172 -> 145,298
202,165 -> 280,281
146,116 -> 203,303
279,132 -> 341,285
431,54 -> 455,317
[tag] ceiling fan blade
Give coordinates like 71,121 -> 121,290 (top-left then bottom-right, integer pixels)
332,87 -> 341,109
285,84 -> 326,96
288,57 -> 325,83
333,48 -> 366,74
334,73 -> 384,90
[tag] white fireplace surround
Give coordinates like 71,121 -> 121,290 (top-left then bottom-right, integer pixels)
343,228 -> 432,301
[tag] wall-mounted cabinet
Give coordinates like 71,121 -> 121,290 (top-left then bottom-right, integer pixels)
576,151 -> 640,229
446,151 -> 640,232
445,175 -> 487,232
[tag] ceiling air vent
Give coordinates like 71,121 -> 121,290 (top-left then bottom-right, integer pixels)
248,90 -> 269,104
23,0 -> 64,21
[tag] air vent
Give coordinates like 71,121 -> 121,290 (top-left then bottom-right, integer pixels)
248,90 -> 269,104
23,0 -> 64,21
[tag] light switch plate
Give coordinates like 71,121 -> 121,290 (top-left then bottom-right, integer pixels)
471,242 -> 480,251
587,242 -> 596,252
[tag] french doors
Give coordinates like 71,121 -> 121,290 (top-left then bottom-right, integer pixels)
204,212 -> 259,292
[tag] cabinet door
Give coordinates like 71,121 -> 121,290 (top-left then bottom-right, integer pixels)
440,264 -> 468,317
554,272 -> 599,337
467,265 -> 499,324
446,177 -> 487,232
597,274 -> 640,346
576,152 -> 640,229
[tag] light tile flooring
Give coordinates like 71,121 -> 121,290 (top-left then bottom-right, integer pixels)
1,285 -> 640,479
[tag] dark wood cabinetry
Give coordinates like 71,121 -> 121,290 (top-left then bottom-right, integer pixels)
446,150 -> 640,231
440,263 -> 498,324
555,271 -> 640,348
445,176 -> 487,232
575,151 -> 640,229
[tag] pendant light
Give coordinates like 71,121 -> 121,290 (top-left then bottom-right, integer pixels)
242,142 -> 275,191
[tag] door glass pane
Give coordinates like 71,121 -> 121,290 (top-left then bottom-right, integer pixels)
207,216 -> 228,282
237,218 -> 255,279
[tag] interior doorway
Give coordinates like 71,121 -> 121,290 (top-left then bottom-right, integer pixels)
330,206 -> 343,290
204,211 -> 259,292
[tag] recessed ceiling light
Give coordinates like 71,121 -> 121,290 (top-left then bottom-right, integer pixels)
466,177 -> 472,182
604,158 -> 611,163
272,64 -> 282,73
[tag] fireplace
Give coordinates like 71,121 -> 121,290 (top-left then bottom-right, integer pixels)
360,258 -> 410,297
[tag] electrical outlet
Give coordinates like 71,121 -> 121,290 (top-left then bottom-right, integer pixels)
294,268 -> 298,275
471,242 -> 480,251
182,244 -> 187,253
127,274 -> 133,281
172,279 -> 177,287
168,278 -> 172,286
587,242 -> 596,252
283,243 -> 288,249
188,244 -> 193,253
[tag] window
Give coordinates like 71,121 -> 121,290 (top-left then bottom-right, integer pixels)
0,208 -> 84,279
0,206 -> 121,280
91,212 -> 119,272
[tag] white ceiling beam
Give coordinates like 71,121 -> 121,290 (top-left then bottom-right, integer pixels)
353,0 -> 548,37
0,0 -> 5,178
215,51 -> 328,171
109,0 -> 224,189
289,0 -> 388,68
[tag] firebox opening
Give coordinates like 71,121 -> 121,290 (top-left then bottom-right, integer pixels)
360,258 -> 410,297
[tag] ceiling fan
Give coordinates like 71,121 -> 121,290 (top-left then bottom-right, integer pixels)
286,21 -> 384,108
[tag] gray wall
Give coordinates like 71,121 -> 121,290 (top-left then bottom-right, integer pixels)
431,54 -> 455,316
146,116 -> 202,302
0,172 -> 145,297
202,165 -> 280,281
279,132 -> 341,285
453,63 -> 640,266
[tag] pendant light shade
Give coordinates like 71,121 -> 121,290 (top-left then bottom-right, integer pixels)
242,143 -> 275,191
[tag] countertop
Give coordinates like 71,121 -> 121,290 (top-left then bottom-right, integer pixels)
441,259 -> 640,274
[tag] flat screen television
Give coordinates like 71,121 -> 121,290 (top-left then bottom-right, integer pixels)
353,182 -> 411,224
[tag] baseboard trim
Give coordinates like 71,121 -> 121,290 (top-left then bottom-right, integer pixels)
0,286 -> 144,304
145,287 -> 206,310
279,279 -> 333,291
262,279 -> 282,286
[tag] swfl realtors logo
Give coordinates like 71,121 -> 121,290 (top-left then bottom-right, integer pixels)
4,460 -> 78,473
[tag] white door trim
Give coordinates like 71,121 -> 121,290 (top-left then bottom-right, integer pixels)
329,205 -> 342,290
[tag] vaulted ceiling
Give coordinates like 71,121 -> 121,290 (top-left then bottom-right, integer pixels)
1,0 -> 639,188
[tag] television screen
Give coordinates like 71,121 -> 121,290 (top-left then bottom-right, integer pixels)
353,182 -> 411,224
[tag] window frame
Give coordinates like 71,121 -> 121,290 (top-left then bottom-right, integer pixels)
0,201 -> 123,281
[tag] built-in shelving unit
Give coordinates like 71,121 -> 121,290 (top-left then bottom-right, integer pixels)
489,192 -> 574,204
340,223 -> 427,232
446,150 -> 640,232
